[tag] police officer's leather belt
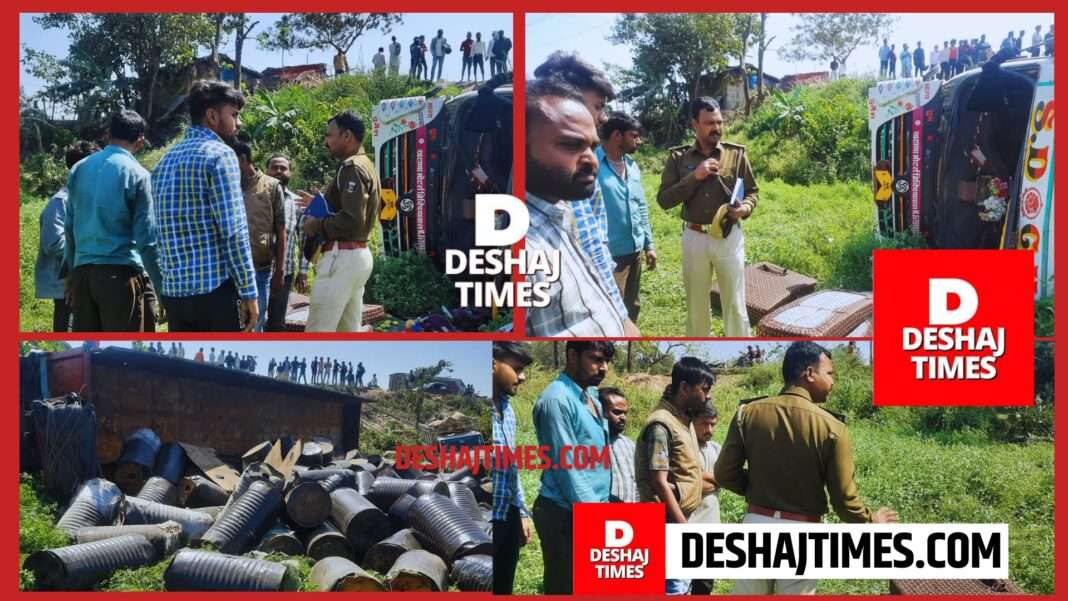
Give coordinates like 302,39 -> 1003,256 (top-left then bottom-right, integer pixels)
322,241 -> 368,251
747,504 -> 822,523
685,222 -> 711,234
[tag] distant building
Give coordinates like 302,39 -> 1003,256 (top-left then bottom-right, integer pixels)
697,65 -> 781,116
261,64 -> 329,90
778,71 -> 831,91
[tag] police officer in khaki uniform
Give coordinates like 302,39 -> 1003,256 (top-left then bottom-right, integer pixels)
298,111 -> 381,332
635,356 -> 716,595
715,342 -> 899,595
657,97 -> 758,337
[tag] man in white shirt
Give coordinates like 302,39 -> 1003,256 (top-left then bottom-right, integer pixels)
388,36 -> 402,75
372,47 -> 386,73
472,32 -> 486,81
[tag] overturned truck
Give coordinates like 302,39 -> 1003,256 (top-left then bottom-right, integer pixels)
868,51 -> 1054,298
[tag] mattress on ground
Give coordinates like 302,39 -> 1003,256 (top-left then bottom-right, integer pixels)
756,289 -> 872,338
712,262 -> 818,322
889,579 -> 1024,595
284,294 -> 386,331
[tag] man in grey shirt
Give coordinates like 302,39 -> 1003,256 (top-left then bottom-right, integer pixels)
601,387 -> 637,503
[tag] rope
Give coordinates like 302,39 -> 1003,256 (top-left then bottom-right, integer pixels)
34,394 -> 100,500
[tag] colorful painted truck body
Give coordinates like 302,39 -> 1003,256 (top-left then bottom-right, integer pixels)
371,84 -> 513,268
868,56 -> 1053,298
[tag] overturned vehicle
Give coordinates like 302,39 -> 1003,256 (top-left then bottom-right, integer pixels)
868,50 -> 1054,298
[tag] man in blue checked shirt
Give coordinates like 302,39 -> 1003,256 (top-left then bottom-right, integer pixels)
151,80 -> 257,331
532,340 -> 614,594
491,341 -> 535,595
597,111 -> 656,322
533,52 -> 628,318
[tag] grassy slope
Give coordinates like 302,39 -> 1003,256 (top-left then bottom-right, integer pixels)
507,359 -> 1053,595
636,147 -> 877,337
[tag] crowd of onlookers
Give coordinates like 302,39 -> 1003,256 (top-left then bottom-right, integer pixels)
878,24 -> 1053,80
135,342 -> 377,389
367,29 -> 512,82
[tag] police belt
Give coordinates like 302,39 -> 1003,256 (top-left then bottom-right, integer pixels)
322,241 -> 368,251
747,504 -> 822,523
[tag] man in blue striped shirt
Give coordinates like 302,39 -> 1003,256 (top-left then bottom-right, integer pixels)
533,52 -> 628,318
491,341 -> 534,595
152,80 -> 257,331
524,77 -> 638,337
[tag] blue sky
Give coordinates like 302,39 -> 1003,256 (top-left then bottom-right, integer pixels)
20,12 -> 513,97
65,340 -> 491,395
527,13 -> 1054,80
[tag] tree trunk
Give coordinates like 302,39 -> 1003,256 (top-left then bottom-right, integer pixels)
143,57 -> 160,125
233,18 -> 260,92
758,14 -> 771,102
211,14 -> 224,67
740,16 -> 753,116
553,342 -> 559,369
626,341 -> 633,372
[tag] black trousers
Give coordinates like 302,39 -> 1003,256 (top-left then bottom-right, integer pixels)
162,279 -> 242,332
532,495 -> 573,594
265,273 -> 293,332
70,264 -> 144,331
52,298 -> 72,332
493,504 -> 522,594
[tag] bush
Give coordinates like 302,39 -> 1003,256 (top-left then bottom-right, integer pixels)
364,251 -> 455,319
239,73 -> 461,191
729,78 -> 873,185
19,153 -> 68,198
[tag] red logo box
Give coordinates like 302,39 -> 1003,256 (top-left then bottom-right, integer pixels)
873,250 -> 1034,406
572,503 -> 665,595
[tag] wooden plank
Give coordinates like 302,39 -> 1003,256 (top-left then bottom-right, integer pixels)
179,442 -> 240,492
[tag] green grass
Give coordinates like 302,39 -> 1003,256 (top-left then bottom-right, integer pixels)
636,147 -> 882,337
508,353 -> 1053,595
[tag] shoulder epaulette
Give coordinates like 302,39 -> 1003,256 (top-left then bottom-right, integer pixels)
668,144 -> 690,153
738,395 -> 768,406
722,141 -> 747,150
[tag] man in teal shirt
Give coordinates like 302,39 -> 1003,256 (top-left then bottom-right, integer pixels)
532,340 -> 614,594
65,110 -> 161,331
597,111 -> 656,322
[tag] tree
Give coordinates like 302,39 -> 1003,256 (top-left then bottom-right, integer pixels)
257,14 -> 297,67
757,14 -> 775,101
779,13 -> 896,74
35,14 -> 215,128
266,13 -> 402,72
610,13 -> 740,145
733,14 -> 759,116
229,14 -> 260,91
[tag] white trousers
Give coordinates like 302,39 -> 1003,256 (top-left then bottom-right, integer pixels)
682,227 -> 750,337
730,513 -> 818,595
306,247 -> 373,332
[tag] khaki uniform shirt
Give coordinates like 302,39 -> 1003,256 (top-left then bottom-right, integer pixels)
656,141 -> 759,225
714,385 -> 874,523
316,148 -> 381,243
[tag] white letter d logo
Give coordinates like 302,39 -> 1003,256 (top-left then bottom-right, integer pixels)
605,520 -> 633,548
929,278 -> 978,325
